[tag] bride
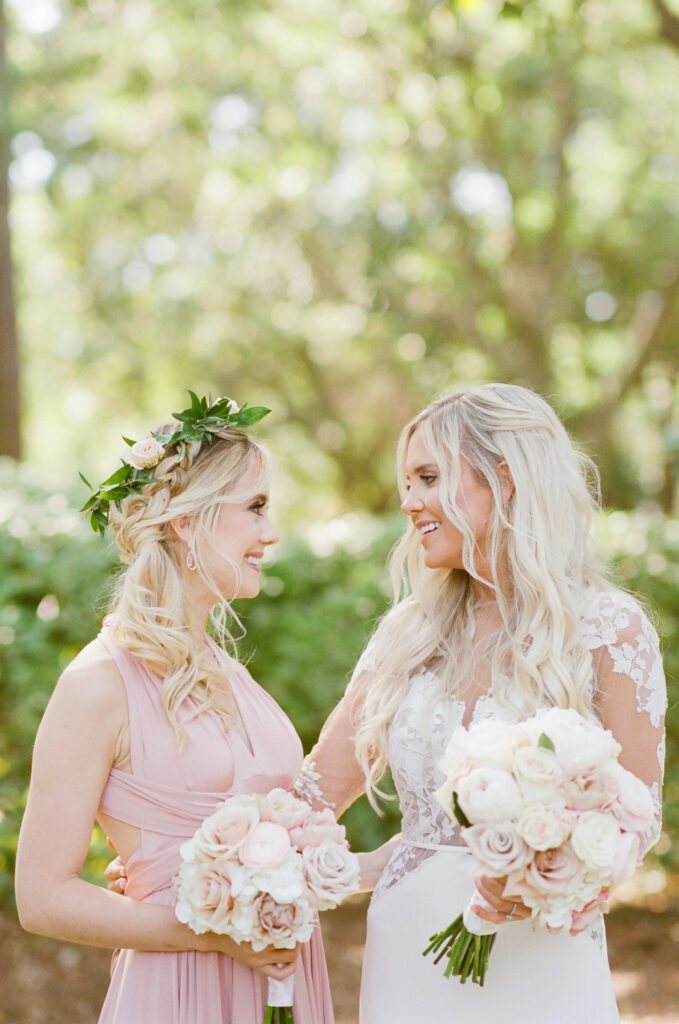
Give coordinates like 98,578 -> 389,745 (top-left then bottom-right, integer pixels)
296,382 -> 666,1023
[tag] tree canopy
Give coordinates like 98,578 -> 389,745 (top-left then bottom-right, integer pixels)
3,0 -> 679,518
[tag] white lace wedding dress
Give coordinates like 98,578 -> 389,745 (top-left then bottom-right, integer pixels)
296,591 -> 666,1024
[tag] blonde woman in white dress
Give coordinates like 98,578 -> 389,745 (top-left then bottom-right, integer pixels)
296,383 -> 666,1023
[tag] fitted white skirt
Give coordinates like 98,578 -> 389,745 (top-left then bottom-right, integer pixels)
359,846 -> 620,1024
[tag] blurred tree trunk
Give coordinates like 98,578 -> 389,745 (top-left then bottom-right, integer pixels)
0,0 -> 20,460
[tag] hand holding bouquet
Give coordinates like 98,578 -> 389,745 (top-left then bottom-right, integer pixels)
174,788 -> 360,1023
423,708 -> 655,986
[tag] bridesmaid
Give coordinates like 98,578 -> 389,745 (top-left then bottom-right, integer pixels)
15,394 -> 334,1024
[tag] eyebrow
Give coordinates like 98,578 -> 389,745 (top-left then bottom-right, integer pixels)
405,463 -> 438,478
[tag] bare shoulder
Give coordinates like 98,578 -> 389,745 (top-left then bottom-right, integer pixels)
50,636 -> 126,719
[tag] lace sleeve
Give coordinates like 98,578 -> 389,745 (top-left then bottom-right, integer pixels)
294,640 -> 375,816
584,591 -> 667,854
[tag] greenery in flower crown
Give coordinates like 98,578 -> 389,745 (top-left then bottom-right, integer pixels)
80,390 -> 270,535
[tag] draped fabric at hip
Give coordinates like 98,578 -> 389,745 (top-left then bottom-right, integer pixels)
96,622 -> 334,1024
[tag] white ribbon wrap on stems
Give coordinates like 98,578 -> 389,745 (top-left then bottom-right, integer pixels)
267,975 -> 295,1008
462,887 -> 501,937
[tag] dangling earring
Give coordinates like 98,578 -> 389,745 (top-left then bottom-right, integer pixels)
186,549 -> 197,572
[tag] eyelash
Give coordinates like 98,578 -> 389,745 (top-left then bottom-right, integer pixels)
249,501 -> 267,515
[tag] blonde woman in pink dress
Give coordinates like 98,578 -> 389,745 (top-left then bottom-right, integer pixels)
15,396 -> 334,1024
296,383 -> 666,1023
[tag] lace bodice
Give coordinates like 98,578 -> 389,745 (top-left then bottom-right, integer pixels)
295,590 -> 666,898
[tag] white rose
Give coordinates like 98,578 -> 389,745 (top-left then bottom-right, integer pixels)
517,804 -> 571,852
464,822 -> 533,878
456,767 -> 524,824
513,746 -> 564,805
128,434 -> 165,469
571,811 -> 621,870
302,842 -> 361,910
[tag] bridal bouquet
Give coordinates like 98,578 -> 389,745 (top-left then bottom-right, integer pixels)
423,708 -> 654,986
174,788 -> 360,1023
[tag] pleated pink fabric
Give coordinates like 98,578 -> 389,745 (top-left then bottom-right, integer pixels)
96,622 -> 334,1024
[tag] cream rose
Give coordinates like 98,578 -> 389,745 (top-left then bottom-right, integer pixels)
456,767 -> 523,824
191,801 -> 259,861
464,822 -> 533,878
517,804 -> 571,852
301,842 -> 360,910
128,434 -> 165,469
570,811 -> 621,870
513,746 -> 563,805
174,863 -> 234,934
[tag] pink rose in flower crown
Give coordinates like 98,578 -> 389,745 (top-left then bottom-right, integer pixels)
289,808 -> 346,849
190,800 -> 259,861
174,863 -> 235,934
128,434 -> 165,469
260,788 -> 311,830
301,842 -> 361,910
238,821 -> 291,870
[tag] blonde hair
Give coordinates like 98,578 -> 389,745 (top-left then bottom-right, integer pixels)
108,426 -> 269,746
354,383 -> 610,806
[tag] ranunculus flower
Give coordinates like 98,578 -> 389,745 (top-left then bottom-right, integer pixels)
289,808 -> 346,849
455,767 -> 523,824
260,788 -> 311,830
128,434 -> 165,469
301,842 -> 361,909
191,800 -> 259,861
238,821 -> 291,870
570,811 -> 621,870
517,804 -> 571,852
603,763 -> 655,833
174,863 -> 234,934
464,822 -> 533,878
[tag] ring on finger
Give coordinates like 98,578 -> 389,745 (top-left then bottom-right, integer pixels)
507,903 -> 517,921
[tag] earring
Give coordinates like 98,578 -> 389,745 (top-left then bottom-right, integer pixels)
186,549 -> 197,572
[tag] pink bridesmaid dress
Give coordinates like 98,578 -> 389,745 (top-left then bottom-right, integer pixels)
96,621 -> 334,1024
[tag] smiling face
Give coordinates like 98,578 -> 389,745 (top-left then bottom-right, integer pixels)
401,427 -> 495,574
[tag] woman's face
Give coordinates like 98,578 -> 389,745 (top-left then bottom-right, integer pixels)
401,427 -> 495,573
185,465 -> 279,605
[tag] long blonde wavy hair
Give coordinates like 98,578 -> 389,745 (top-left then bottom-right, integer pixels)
354,383 -> 611,806
108,426 -> 269,746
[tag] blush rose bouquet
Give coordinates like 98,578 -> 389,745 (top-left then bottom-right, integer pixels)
174,788 -> 360,1024
423,709 -> 655,986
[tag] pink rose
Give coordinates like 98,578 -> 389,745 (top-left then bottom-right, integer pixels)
238,821 -> 291,870
192,800 -> 259,861
128,434 -> 165,469
289,808 -> 346,850
464,822 -> 533,878
603,763 -> 655,833
611,831 -> 641,883
260,788 -> 311,830
175,863 -> 234,934
301,843 -> 360,909
509,844 -> 581,899
251,892 -> 311,948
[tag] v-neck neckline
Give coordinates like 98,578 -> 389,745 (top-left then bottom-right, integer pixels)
204,635 -> 255,758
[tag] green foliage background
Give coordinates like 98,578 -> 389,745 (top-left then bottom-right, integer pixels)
1,462 -> 677,908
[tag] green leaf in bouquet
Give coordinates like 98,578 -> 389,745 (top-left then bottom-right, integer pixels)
538,732 -> 556,751
452,791 -> 472,827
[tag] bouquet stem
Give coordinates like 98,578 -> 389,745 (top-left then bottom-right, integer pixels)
423,913 -> 496,986
262,1008 -> 294,1024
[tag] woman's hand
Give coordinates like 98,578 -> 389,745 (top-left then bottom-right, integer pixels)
104,855 -> 127,895
201,934 -> 300,980
472,875 -> 532,925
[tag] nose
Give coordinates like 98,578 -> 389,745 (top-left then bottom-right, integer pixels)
401,490 -> 423,515
262,515 -> 279,546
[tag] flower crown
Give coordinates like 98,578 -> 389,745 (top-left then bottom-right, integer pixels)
80,390 -> 270,535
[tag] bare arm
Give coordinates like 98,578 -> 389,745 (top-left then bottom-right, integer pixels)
15,644 -> 297,978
